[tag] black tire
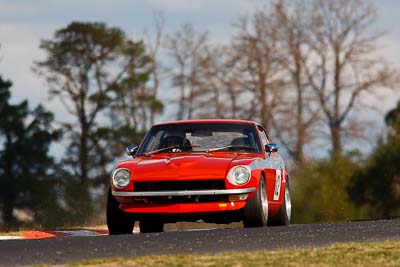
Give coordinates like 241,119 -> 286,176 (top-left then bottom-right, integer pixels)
139,219 -> 164,233
107,187 -> 135,235
243,175 -> 268,228
268,181 -> 291,226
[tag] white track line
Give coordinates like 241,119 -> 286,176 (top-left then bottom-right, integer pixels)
0,236 -> 22,240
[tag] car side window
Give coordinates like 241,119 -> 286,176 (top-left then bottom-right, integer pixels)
257,126 -> 269,149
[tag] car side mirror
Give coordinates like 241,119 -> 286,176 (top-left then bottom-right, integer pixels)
126,145 -> 138,157
265,143 -> 278,153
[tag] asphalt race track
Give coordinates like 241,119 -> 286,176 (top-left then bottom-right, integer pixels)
0,219 -> 399,266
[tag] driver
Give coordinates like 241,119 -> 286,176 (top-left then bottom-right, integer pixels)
161,130 -> 186,148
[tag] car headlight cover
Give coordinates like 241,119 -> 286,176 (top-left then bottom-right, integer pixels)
227,166 -> 251,185
112,169 -> 131,188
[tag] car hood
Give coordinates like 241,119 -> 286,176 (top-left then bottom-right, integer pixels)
131,153 -> 239,181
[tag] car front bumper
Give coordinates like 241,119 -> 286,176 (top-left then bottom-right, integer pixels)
112,187 -> 255,197
113,187 -> 255,214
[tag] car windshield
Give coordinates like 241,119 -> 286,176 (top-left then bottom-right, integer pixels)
137,123 -> 262,155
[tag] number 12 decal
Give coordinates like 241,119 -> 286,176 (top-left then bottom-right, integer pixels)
273,169 -> 282,201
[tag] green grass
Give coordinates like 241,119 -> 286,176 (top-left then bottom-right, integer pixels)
55,241 -> 400,267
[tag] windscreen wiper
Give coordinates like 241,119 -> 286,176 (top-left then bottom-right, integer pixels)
206,145 -> 252,152
145,145 -> 198,156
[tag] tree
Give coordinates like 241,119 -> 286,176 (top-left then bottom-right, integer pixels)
165,24 -> 210,120
0,76 -> 63,227
34,22 -> 155,191
232,8 -> 285,130
191,45 -> 243,119
385,100 -> 400,133
268,0 -> 320,164
348,101 -> 400,218
304,0 -> 398,158
143,13 -> 166,126
225,2 -> 320,164
292,155 -> 366,223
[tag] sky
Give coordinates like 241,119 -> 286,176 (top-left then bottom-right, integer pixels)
0,0 -> 267,121
0,0 -> 400,155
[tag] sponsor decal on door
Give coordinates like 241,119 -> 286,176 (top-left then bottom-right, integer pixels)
273,169 -> 282,201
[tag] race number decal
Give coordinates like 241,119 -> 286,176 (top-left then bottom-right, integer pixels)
273,170 -> 282,201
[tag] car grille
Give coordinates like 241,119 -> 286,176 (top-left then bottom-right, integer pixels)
133,179 -> 226,192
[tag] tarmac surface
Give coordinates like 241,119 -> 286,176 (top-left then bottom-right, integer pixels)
0,219 -> 399,266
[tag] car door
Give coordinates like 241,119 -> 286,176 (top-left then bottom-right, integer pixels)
256,126 -> 283,203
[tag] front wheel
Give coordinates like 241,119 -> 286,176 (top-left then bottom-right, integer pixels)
268,181 -> 291,226
107,187 -> 135,235
243,175 -> 268,228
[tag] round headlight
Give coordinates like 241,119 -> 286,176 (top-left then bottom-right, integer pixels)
112,169 -> 131,188
227,166 -> 251,185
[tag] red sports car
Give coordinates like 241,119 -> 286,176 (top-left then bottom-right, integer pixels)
107,119 -> 291,234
